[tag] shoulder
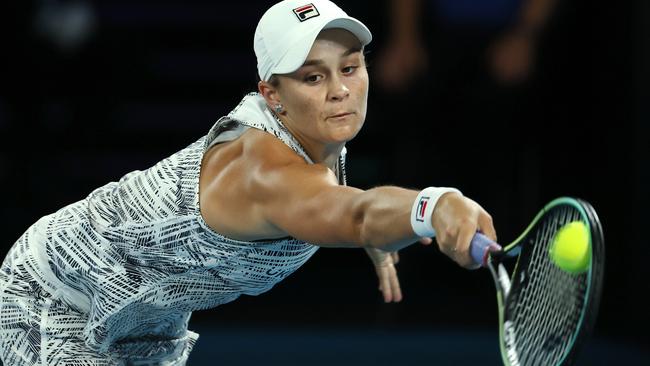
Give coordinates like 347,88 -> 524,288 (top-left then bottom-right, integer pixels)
200,125 -> 339,196
240,129 -> 336,190
200,125 -> 341,207
198,128 -> 334,241
242,128 -> 303,164
202,128 -> 311,174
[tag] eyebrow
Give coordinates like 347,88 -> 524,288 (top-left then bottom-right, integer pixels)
301,47 -> 363,67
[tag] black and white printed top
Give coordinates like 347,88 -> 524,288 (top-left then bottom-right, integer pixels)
15,92 -> 348,356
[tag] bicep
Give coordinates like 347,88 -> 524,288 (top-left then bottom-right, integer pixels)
254,163 -> 366,247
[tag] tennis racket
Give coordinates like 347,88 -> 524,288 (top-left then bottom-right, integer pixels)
469,197 -> 605,366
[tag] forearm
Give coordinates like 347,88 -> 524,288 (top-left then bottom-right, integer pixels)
354,186 -> 421,251
515,0 -> 559,37
388,0 -> 422,41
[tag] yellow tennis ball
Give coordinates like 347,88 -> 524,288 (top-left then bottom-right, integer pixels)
549,221 -> 590,274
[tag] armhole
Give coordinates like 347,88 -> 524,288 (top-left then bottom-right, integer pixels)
205,120 -> 251,152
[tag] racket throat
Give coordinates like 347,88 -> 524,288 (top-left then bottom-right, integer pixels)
497,263 -> 512,297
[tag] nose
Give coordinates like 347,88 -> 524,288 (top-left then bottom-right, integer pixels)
328,75 -> 350,102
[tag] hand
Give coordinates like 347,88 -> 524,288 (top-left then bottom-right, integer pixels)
487,30 -> 535,85
375,38 -> 429,92
365,247 -> 402,303
431,193 -> 497,269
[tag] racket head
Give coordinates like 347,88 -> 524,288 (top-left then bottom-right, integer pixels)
488,197 -> 605,366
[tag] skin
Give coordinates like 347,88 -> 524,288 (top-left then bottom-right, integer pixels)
199,29 -> 497,303
376,0 -> 558,89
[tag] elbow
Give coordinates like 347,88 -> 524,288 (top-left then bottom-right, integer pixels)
358,222 -> 371,248
350,196 -> 390,249
355,209 -> 378,248
345,198 -> 366,247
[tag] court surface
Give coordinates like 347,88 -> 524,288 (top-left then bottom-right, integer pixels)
187,325 -> 649,365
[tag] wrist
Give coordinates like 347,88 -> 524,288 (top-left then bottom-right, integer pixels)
410,187 -> 462,237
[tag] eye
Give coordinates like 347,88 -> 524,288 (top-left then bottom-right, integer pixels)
342,66 -> 358,74
304,74 -> 323,83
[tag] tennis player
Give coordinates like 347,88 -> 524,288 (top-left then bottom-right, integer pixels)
0,0 -> 497,364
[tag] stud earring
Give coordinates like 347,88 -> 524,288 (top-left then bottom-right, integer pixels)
274,104 -> 284,114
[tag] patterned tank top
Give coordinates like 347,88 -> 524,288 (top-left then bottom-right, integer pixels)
12,92 -> 347,355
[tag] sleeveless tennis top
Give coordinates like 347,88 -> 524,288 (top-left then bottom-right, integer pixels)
9,92 -> 348,356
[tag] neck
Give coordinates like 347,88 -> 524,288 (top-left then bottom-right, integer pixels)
277,114 -> 344,169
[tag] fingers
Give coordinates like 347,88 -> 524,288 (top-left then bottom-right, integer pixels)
376,264 -> 402,303
419,237 -> 433,245
389,266 -> 403,302
431,194 -> 498,269
364,247 -> 388,267
377,266 -> 393,302
477,210 -> 497,242
388,253 -> 403,301
375,254 -> 402,303
366,247 -> 403,302
456,221 -> 479,269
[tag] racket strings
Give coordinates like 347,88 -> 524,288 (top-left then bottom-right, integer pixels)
508,206 -> 589,366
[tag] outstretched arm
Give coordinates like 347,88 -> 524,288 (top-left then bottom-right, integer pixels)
200,129 -> 496,268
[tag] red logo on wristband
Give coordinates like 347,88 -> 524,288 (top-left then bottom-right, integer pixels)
416,196 -> 430,222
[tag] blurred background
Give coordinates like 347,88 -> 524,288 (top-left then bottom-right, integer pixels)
2,0 -> 649,364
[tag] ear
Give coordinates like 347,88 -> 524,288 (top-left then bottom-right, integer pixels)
258,80 -> 281,109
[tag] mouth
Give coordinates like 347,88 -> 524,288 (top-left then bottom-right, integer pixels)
328,112 -> 355,119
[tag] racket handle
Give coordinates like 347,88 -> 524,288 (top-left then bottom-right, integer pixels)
470,232 -> 502,267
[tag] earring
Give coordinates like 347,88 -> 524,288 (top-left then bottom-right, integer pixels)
274,104 -> 284,114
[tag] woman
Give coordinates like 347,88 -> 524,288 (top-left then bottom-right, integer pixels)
0,0 -> 497,364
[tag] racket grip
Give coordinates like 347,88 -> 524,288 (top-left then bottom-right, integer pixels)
470,233 -> 501,267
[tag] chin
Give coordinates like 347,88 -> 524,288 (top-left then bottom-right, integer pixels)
322,115 -> 365,143
329,126 -> 362,143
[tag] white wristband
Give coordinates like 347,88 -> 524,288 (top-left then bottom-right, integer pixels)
410,187 -> 462,237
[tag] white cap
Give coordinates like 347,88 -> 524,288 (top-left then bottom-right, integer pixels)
254,0 -> 372,81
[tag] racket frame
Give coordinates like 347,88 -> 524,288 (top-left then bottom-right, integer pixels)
484,197 -> 605,366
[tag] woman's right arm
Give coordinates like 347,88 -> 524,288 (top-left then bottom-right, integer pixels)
200,129 -> 496,268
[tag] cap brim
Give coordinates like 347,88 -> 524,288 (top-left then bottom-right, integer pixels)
323,17 -> 372,46
271,16 -> 372,78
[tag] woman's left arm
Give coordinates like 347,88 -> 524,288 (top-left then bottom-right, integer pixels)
365,247 -> 402,303
365,235 -> 432,302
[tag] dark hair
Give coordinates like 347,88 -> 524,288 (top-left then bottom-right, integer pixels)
255,74 -> 280,91
268,75 -> 280,87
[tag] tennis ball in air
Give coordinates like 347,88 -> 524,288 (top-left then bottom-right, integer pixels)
549,221 -> 590,274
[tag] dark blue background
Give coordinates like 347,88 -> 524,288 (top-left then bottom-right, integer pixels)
2,0 -> 648,364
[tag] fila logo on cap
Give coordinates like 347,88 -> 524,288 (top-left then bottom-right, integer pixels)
293,3 -> 320,22
416,196 -> 430,222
